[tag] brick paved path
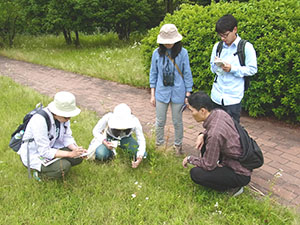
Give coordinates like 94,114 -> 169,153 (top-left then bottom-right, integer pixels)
1,56 -> 300,208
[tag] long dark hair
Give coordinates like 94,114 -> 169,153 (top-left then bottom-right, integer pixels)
158,41 -> 182,59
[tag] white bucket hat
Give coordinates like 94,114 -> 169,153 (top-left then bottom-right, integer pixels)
157,24 -> 183,44
48,91 -> 81,117
108,103 -> 135,129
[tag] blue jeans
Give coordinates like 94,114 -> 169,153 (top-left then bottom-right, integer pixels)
95,136 -> 140,161
155,100 -> 183,146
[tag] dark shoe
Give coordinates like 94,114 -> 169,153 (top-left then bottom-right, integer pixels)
173,144 -> 183,155
156,143 -> 165,151
228,187 -> 244,197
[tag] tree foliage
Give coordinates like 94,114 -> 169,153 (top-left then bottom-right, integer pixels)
141,0 -> 300,122
0,0 -> 251,47
98,0 -> 157,40
0,0 -> 23,47
16,0 -> 166,43
45,0 -> 100,46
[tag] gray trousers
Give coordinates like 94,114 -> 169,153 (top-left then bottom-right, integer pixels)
40,148 -> 83,178
155,100 -> 183,146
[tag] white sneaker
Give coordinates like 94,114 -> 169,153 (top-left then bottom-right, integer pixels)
228,187 -> 244,197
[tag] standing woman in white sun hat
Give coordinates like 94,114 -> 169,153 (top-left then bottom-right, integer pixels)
149,23 -> 193,154
18,91 -> 87,179
87,103 -> 146,168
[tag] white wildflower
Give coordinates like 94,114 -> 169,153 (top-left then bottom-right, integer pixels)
134,181 -> 138,185
131,194 -> 136,198
214,202 -> 219,208
145,197 -> 149,200
138,185 -> 142,189
274,172 -> 282,178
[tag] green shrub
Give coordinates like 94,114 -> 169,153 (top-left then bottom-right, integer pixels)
141,0 -> 300,123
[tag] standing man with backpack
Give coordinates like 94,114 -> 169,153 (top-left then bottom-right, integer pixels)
210,14 -> 257,123
18,91 -> 87,180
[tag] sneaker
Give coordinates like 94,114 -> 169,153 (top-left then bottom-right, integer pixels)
228,187 -> 244,197
33,171 -> 42,182
173,144 -> 183,155
156,143 -> 165,150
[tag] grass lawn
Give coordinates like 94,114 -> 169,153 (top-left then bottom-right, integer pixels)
1,75 -> 299,224
0,34 -> 149,88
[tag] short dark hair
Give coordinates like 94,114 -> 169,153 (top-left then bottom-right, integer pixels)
158,41 -> 182,59
215,14 -> 238,34
187,91 -> 214,111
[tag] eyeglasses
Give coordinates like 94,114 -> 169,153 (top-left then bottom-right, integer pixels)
108,128 -> 132,139
218,31 -> 231,39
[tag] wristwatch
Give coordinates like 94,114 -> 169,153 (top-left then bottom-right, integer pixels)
187,155 -> 191,163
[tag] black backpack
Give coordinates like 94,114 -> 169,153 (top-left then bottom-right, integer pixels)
233,119 -> 264,170
216,39 -> 250,91
9,103 -> 51,152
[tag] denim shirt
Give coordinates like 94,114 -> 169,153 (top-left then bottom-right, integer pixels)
210,36 -> 257,105
149,47 -> 193,104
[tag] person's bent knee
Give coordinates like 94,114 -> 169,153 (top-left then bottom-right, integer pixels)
95,145 -> 113,161
190,167 -> 206,185
43,160 -> 72,178
71,157 -> 83,166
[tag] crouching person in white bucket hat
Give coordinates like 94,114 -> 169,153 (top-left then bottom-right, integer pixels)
18,91 -> 87,180
87,103 -> 146,168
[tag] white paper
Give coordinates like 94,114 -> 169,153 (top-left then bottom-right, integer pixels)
214,58 -> 225,67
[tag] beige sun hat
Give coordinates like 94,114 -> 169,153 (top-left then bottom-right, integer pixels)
108,103 -> 135,129
157,24 -> 183,44
48,91 -> 81,117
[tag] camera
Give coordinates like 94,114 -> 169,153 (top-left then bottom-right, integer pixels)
163,72 -> 174,86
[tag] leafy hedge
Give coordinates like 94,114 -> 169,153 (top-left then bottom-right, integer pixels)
141,0 -> 300,123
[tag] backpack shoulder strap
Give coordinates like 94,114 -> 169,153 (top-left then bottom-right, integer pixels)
216,41 -> 223,57
233,119 -> 250,155
236,39 -> 247,66
37,110 -> 51,132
